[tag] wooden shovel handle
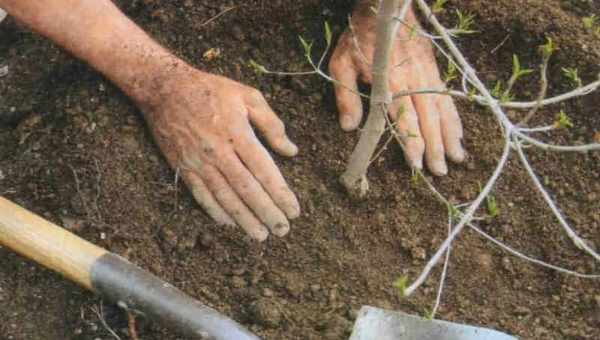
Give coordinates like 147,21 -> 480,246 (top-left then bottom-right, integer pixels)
0,196 -> 107,289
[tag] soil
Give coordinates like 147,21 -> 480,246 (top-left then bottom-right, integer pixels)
1,0 -> 599,339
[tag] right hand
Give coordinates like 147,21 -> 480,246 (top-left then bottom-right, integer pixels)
144,67 -> 300,241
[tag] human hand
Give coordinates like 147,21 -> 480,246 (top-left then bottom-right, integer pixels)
329,4 -> 465,175
144,68 -> 300,241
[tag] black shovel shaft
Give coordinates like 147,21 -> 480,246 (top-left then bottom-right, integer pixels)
91,253 -> 260,340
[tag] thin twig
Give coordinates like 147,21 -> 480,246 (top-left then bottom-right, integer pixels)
199,6 -> 239,27
469,223 -> 600,278
431,212 -> 453,318
513,137 -> 600,261
91,304 -> 122,340
348,14 -> 371,66
404,136 -> 512,296
520,53 -> 550,125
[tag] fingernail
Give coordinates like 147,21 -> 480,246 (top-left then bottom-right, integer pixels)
448,147 -> 466,163
430,159 -> 448,176
281,139 -> 299,157
271,221 -> 290,237
410,157 -> 423,170
286,199 -> 301,220
340,114 -> 359,131
251,229 -> 269,242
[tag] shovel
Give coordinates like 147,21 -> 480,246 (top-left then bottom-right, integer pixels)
0,196 -> 260,340
349,306 -> 518,340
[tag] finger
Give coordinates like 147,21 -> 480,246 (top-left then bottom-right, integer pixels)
389,80 -> 425,170
235,123 -> 301,219
244,89 -> 298,157
217,148 -> 290,237
411,91 -> 447,176
391,96 -> 426,170
329,51 -> 363,131
181,169 -> 235,226
437,94 -> 465,163
199,163 -> 270,241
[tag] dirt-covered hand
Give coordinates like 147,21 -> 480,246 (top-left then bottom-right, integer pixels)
144,68 -> 300,241
329,4 -> 465,175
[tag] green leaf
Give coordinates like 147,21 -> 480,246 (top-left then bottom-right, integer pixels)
561,67 -> 582,88
393,276 -> 409,296
554,110 -> 574,129
512,54 -> 533,78
582,14 -> 597,30
540,37 -> 557,59
298,35 -> 313,57
248,59 -> 267,74
491,81 -> 503,98
486,195 -> 499,218
512,54 -> 521,74
454,10 -> 477,35
324,21 -> 332,47
432,0 -> 448,13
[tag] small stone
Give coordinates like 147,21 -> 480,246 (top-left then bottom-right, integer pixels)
376,212 -> 386,225
249,299 -> 282,328
310,284 -> 321,292
262,288 -> 274,297
176,236 -> 197,253
60,216 -> 84,231
199,233 -> 214,248
231,25 -> 244,41
475,252 -> 493,271
502,257 -> 514,273
231,267 -> 246,276
0,65 -> 8,78
514,306 -> 531,316
160,228 -> 178,249
411,247 -> 426,260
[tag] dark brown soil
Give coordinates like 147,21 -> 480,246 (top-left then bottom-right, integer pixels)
1,1 -> 599,339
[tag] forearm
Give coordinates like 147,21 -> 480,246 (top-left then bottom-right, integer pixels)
0,0 -> 185,108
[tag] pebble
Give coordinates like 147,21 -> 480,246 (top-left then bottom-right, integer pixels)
249,299 -> 282,328
60,216 -> 84,231
198,233 -> 214,248
411,247 -> 426,260
475,252 -> 494,271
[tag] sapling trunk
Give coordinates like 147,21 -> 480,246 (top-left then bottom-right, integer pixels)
340,0 -> 409,197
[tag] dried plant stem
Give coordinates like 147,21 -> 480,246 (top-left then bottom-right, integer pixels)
340,0 -> 411,197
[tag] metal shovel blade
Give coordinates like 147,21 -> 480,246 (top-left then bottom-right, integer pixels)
349,306 -> 518,340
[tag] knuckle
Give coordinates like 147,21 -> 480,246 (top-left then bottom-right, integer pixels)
248,88 -> 265,102
268,118 -> 285,136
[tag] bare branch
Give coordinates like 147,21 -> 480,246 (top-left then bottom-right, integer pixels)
340,0 -> 412,197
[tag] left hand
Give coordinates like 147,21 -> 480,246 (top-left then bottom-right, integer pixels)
329,4 -> 465,175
